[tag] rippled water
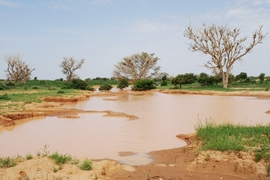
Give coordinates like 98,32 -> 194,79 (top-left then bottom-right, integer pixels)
0,92 -> 270,165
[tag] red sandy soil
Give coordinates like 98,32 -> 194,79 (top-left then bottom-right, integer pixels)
0,90 -> 270,179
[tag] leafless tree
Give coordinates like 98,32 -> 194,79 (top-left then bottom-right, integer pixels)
113,52 -> 161,81
60,57 -> 85,82
4,54 -> 35,83
184,24 -> 267,88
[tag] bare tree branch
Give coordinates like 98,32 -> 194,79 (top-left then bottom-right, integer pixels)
113,52 -> 160,81
4,54 -> 35,83
184,24 -> 267,88
59,57 -> 85,81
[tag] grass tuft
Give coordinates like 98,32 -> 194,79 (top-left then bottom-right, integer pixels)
79,159 -> 92,170
49,152 -> 72,165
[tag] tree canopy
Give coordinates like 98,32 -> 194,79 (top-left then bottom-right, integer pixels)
113,52 -> 160,81
184,24 -> 267,88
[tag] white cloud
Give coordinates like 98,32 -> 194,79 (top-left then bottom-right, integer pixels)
0,0 -> 20,7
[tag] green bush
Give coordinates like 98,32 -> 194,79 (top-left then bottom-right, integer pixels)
0,157 -> 17,168
117,78 -> 129,90
160,81 -> 168,86
99,84 -> 113,91
49,152 -> 72,165
5,81 -> 15,87
0,83 -> 7,90
0,93 -> 10,100
71,79 -> 88,90
132,79 -> 156,91
79,159 -> 92,170
86,86 -> 95,91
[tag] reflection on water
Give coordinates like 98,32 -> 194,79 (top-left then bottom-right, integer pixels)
0,92 -> 270,165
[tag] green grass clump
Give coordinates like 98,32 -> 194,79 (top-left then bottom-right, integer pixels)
49,152 -> 72,165
0,93 -> 10,100
79,159 -> 92,170
0,157 -> 17,168
25,152 -> 33,160
195,121 -> 270,161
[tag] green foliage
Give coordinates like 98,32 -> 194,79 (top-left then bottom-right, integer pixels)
86,86 -> 95,91
117,78 -> 129,90
235,72 -> 247,81
99,84 -> 113,91
160,81 -> 168,86
0,82 -> 7,90
0,157 -> 17,168
25,152 -> 33,160
79,159 -> 92,170
32,86 -> 38,89
171,73 -> 197,88
57,90 -> 65,94
71,79 -> 88,90
197,73 -> 221,86
0,93 -> 10,100
132,79 -> 156,91
195,121 -> 270,161
5,81 -> 15,86
49,152 -> 72,165
259,73 -> 265,84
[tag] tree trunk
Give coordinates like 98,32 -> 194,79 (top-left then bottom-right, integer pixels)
222,71 -> 229,88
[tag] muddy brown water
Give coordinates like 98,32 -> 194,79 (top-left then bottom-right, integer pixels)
0,92 -> 270,165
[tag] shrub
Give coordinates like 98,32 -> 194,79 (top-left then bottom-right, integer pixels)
0,157 -> 17,168
0,93 -> 10,100
117,78 -> 129,90
71,79 -> 88,90
160,81 -> 167,86
99,84 -> 113,91
49,152 -> 72,165
32,86 -> 38,89
5,81 -> 15,86
132,79 -> 156,91
0,83 -> 7,90
86,86 -> 95,91
79,159 -> 92,170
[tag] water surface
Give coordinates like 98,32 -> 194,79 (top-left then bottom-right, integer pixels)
0,92 -> 269,165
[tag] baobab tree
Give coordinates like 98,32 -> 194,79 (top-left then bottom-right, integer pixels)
184,24 -> 267,88
4,54 -> 35,83
60,57 -> 84,82
113,52 -> 160,81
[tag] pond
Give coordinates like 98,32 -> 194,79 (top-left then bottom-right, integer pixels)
0,92 -> 270,165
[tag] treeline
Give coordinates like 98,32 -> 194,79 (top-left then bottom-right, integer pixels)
164,72 -> 269,89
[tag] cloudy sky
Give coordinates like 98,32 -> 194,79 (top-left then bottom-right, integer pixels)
0,0 -> 269,80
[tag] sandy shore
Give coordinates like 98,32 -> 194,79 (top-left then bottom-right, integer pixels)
0,89 -> 270,179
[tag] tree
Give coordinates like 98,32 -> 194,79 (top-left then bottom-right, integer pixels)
235,72 -> 247,81
184,24 -> 267,88
259,73 -> 265,84
4,54 -> 35,84
60,57 -> 84,82
113,52 -> 160,81
171,73 -> 197,88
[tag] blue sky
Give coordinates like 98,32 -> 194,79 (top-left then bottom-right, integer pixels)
0,0 -> 269,80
